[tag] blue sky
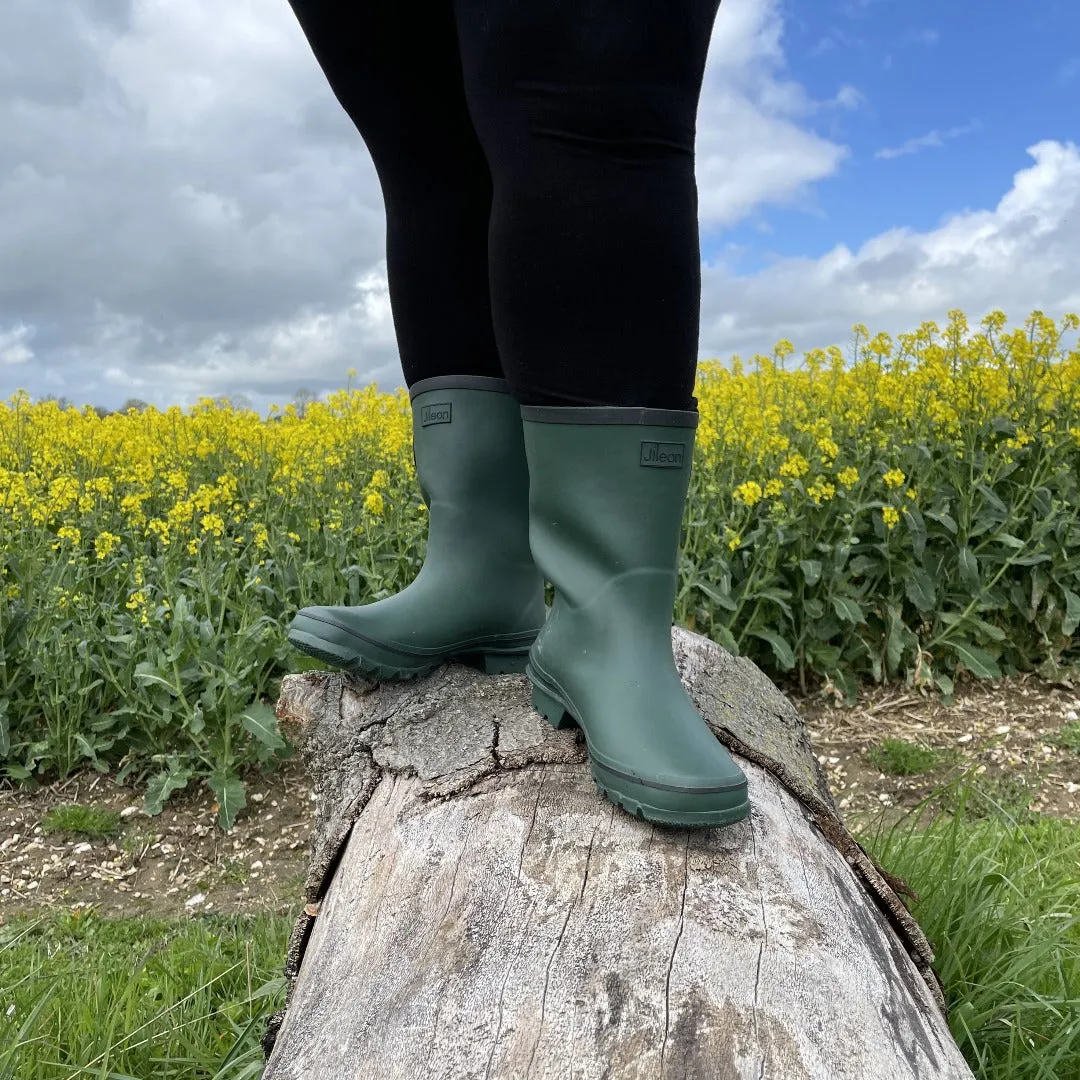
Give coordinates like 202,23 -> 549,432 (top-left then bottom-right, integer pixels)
710,0 -> 1080,271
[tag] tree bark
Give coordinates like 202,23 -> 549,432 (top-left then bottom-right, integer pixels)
261,627 -> 974,1080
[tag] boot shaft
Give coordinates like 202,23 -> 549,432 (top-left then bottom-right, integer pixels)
409,376 -> 533,566
520,404 -> 698,619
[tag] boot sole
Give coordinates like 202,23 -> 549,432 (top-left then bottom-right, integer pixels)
529,676 -> 751,828
289,626 -> 532,680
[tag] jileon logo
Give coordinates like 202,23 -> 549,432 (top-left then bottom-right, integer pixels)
640,441 -> 685,468
420,402 -> 452,427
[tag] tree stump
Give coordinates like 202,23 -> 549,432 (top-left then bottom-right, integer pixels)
261,627 -> 974,1079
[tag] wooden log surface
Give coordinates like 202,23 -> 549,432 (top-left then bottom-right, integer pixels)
261,628 -> 974,1079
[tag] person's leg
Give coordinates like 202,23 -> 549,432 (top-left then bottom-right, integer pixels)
286,0 -> 503,385
451,0 -> 721,409
284,1 -> 545,678
452,0 -> 749,828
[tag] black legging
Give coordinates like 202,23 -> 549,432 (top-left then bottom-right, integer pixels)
287,0 -> 722,410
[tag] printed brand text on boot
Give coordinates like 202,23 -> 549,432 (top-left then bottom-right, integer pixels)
639,441 -> 685,468
420,403 -> 452,426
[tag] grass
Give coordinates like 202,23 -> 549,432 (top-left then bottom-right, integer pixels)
0,910 -> 291,1079
40,803 -> 122,841
1053,722 -> 1080,753
2,777 -> 1077,1079
934,771 -> 1043,823
860,776 -> 1080,1080
866,737 -> 944,776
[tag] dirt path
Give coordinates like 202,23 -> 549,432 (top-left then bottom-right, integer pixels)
2,674 -> 1077,922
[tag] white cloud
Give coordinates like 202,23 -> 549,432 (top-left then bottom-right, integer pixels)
700,140 -> 1080,358
696,0 -> 851,228
0,323 -> 34,365
875,122 -> 981,160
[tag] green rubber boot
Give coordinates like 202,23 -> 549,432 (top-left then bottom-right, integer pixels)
288,376 -> 546,679
521,403 -> 750,827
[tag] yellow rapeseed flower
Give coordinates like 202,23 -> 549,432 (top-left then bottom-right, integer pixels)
882,506 -> 900,529
94,531 -> 121,560
200,513 -> 225,538
837,466 -> 859,487
779,453 -> 810,479
364,491 -> 385,516
733,481 -> 763,507
807,479 -> 836,505
883,468 -> 906,489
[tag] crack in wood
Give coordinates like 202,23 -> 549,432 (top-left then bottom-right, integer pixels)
524,906 -> 574,1079
659,832 -> 690,1075
578,827 -> 597,902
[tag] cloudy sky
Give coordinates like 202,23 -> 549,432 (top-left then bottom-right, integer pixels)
2,0 -> 1078,413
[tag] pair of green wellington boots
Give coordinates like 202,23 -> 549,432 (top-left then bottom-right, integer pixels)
288,375 -> 749,827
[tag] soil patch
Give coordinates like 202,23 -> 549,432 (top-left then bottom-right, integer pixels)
801,673 -> 1080,823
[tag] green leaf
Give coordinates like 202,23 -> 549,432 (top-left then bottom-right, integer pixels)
0,700 -> 9,758
799,559 -> 822,586
807,643 -> 841,667
133,661 -> 178,696
1062,588 -> 1080,637
886,604 -> 906,676
694,580 -> 736,612
848,554 -> 878,578
958,547 -> 980,590
750,629 -> 795,670
711,622 -> 739,656
905,504 -> 927,558
975,483 -> 1008,517
905,567 -> 937,612
208,771 -> 247,831
831,665 -> 858,703
241,702 -> 286,750
924,509 -> 958,534
831,595 -> 866,625
935,672 -> 955,703
940,612 -> 1007,643
144,765 -> 192,816
758,588 -> 794,618
948,640 -> 1002,679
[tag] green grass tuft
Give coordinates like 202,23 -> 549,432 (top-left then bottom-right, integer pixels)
867,737 -> 943,776
40,803 -> 122,840
1053,721 -> 1080,753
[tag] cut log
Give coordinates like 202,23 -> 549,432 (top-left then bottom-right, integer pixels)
261,627 -> 974,1080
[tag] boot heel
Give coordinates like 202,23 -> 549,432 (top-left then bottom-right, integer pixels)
479,651 -> 530,675
455,650 -> 530,675
530,683 -> 576,729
